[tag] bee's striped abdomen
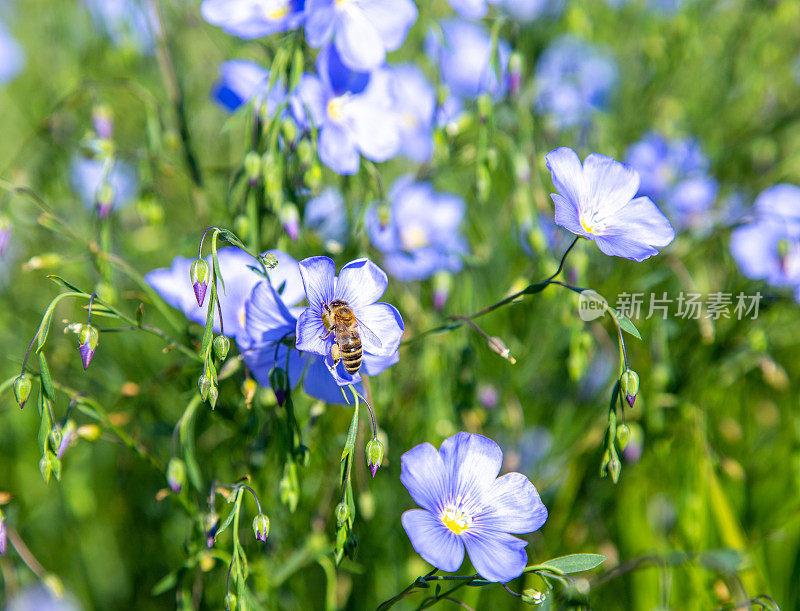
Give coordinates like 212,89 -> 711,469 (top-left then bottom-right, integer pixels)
341,335 -> 363,374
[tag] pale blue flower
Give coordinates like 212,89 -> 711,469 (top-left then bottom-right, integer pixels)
202,0 -> 306,39
212,59 -> 286,114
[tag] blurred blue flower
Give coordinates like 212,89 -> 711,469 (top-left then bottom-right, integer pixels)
427,19 -> 510,100
625,131 -> 718,230
305,0 -> 417,71
201,0 -> 306,39
390,64 -> 436,163
145,247 -> 298,344
70,156 -> 138,218
534,35 -> 617,130
448,0 -> 563,20
0,21 -> 24,84
400,432 -> 548,582
212,60 -> 286,114
730,184 -> 800,296
84,0 -> 154,53
365,176 -> 468,281
545,147 -> 675,261
290,44 -> 401,174
295,256 -> 403,386
0,216 -> 10,257
6,586 -> 79,611
304,188 -> 349,248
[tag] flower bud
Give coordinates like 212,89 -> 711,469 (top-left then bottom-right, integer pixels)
190,258 -> 210,307
252,513 -> 270,542
269,367 -> 289,407
78,325 -> 99,370
208,386 -> 219,410
280,118 -> 298,144
616,424 -> 631,451
96,183 -> 115,219
92,105 -> 114,140
198,374 -> 212,401
620,369 -> 640,408
279,203 -> 300,241
296,139 -> 315,166
304,163 -> 323,191
0,217 -> 11,257
509,52 -> 524,97
13,374 -> 32,409
225,592 -> 237,610
260,251 -> 279,269
487,336 -> 516,364
0,509 -> 6,556
521,589 -> 546,605
335,502 -> 350,526
244,151 -> 261,186
77,424 -> 101,441
167,457 -> 186,494
56,420 -> 76,460
433,272 -> 451,311
204,512 -> 219,548
213,336 -> 230,361
607,454 -> 621,483
365,438 -> 384,478
295,443 -> 310,467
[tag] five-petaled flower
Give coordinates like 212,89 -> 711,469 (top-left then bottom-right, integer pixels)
545,147 -> 676,261
202,0 -> 306,39
295,256 -> 403,386
400,432 -> 548,583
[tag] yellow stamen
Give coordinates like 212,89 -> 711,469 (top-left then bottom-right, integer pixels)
441,505 -> 472,535
580,217 -> 596,235
327,96 -> 347,121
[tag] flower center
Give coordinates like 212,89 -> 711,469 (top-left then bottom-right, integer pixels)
336,0 -> 355,6
327,96 -> 348,122
402,112 -> 418,128
441,503 -> 473,535
400,224 -> 429,250
579,211 -> 605,236
254,0 -> 291,20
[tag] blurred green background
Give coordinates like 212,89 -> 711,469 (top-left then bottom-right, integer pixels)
1,0 -> 800,609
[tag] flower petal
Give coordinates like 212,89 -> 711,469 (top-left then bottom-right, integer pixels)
334,258 -> 388,309
479,472 -> 548,534
463,530 -> 528,583
359,0 -> 418,51
245,281 -> 297,346
361,350 -> 399,376
592,196 -> 675,261
319,124 -> 360,175
302,356 -> 363,404
266,250 -> 306,307
299,256 -> 336,307
295,307 -> 329,356
334,8 -> 385,71
400,442 -> 449,513
401,509 -> 465,573
551,193 -> 586,237
353,302 -> 403,355
545,147 -> 585,209
439,432 -> 503,504
583,153 -> 640,215
305,0 -> 336,48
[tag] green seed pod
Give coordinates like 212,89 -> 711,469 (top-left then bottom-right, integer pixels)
225,593 -> 237,611
13,374 -> 32,409
616,424 -> 631,451
335,502 -> 350,526
198,374 -> 212,401
166,457 -> 186,494
213,336 -> 230,361
244,151 -> 261,185
365,438 -> 384,478
620,369 -> 640,407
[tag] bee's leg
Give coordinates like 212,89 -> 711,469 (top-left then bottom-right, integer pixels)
319,328 -> 333,340
329,343 -> 341,372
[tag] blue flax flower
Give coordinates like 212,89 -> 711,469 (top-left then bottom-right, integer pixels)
730,185 -> 800,299
212,60 -> 286,114
400,432 -> 548,583
390,64 -> 436,163
534,35 -> 617,130
427,19 -> 510,100
545,147 -> 675,261
365,176 -> 468,281
625,131 -> 718,230
304,0 -> 417,72
201,0 -> 306,39
291,44 -> 401,175
71,156 -> 137,218
295,256 -> 403,387
304,188 -> 349,249
448,0 -> 562,20
0,22 -> 24,84
145,247 -> 295,344
84,0 -> 154,53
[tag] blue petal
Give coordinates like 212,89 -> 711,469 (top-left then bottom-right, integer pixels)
401,509 -> 465,573
361,350 -> 399,376
266,250 -> 306,307
463,530 -> 528,583
545,147 -> 584,211
212,60 -> 271,113
583,153 -> 640,216
319,124 -> 360,175
304,0 -> 336,48
400,442 -> 449,512
290,74 -> 328,128
334,258 -> 388,309
242,341 -> 306,388
144,256 -> 196,315
439,433 -> 503,505
447,0 -> 488,19
319,44 -> 370,96
334,8 -> 385,71
245,281 -> 297,346
359,0 -> 418,51
299,256 -> 336,308
302,356 -> 363,404
592,196 -> 675,261
295,307 -> 329,356
478,472 -> 548,534
353,303 -> 403,356
551,193 -> 586,237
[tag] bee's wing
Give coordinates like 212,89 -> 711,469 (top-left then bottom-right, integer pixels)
354,316 -> 383,349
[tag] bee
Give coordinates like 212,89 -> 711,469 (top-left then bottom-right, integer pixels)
320,299 -> 382,375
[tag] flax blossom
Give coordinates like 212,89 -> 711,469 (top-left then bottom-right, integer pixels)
211,60 -> 286,114
201,0 -> 306,39
545,147 -> 675,261
400,432 -> 548,583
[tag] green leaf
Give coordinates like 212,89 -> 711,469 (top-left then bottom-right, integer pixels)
211,231 -> 225,293
609,308 -> 642,340
46,275 -> 85,293
36,292 -> 83,353
38,352 -> 55,400
179,396 -> 203,491
151,571 -> 179,596
537,553 -> 606,574
341,400 -> 359,462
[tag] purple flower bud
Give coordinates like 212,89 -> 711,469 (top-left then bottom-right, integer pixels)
0,512 -> 6,556
0,217 -> 10,257
280,203 -> 300,241
78,325 -> 99,370
269,367 -> 289,407
13,374 -> 32,409
252,513 -> 270,542
190,258 -> 210,307
433,272 -> 451,311
92,105 -> 114,140
244,151 -> 261,186
56,421 -> 76,460
620,369 -> 640,408
478,384 -> 499,409
204,512 -> 219,548
365,438 -> 384,478
509,52 -> 523,97
167,457 -> 186,494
